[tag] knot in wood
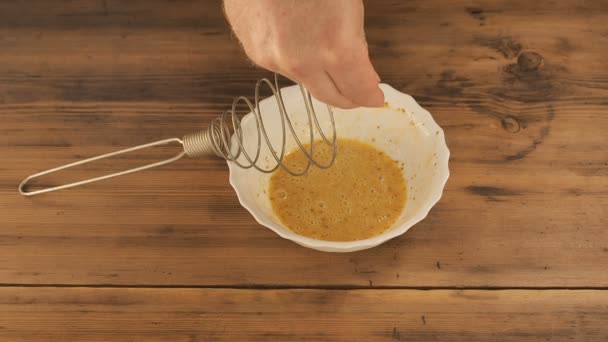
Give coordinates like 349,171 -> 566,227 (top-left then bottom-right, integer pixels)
517,52 -> 543,72
501,116 -> 521,133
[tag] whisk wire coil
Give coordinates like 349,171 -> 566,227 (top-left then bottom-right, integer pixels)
19,74 -> 337,196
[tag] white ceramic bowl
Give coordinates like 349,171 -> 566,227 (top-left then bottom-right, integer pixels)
228,84 -> 450,252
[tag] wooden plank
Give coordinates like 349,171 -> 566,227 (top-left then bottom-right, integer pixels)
0,0 -> 607,287
0,288 -> 607,341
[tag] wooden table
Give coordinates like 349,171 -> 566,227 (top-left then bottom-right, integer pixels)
1,0 -> 607,340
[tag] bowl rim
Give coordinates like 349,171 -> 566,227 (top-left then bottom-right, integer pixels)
228,83 -> 450,252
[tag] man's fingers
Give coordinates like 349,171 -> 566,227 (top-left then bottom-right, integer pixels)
296,71 -> 358,109
327,51 -> 384,107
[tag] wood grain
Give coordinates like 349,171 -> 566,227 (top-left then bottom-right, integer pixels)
1,288 -> 607,341
1,0 -> 607,340
1,0 -> 606,287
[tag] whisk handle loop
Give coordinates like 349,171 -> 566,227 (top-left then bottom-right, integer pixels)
18,138 -> 186,196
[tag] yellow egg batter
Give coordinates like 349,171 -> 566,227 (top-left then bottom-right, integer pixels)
269,138 -> 407,241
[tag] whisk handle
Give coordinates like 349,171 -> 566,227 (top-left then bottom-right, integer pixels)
19,138 -> 186,196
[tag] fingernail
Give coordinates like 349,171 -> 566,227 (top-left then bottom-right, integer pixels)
367,87 -> 385,107
374,70 -> 381,83
374,95 -> 385,107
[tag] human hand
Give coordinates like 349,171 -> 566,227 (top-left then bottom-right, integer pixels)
223,0 -> 384,109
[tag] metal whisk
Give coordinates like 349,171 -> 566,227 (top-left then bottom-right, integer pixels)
19,74 -> 337,196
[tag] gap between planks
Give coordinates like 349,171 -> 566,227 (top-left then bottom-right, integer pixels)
1,284 -> 607,290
